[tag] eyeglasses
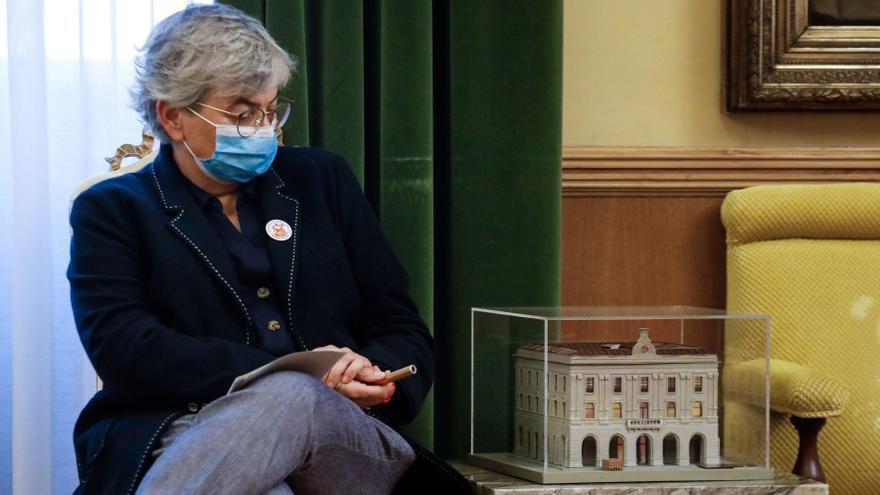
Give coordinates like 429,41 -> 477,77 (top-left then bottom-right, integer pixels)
190,98 -> 292,137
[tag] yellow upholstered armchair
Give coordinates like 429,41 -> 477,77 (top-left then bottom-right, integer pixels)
721,183 -> 880,495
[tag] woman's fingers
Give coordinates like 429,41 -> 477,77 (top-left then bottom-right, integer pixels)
323,350 -> 373,388
336,381 -> 394,408
311,344 -> 340,352
324,352 -> 356,388
357,364 -> 387,383
312,346 -> 379,389
341,355 -> 372,384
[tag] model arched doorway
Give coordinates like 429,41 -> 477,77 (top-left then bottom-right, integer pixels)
608,434 -> 625,460
662,434 -> 678,465
636,434 -> 651,465
689,434 -> 704,464
581,436 -> 597,467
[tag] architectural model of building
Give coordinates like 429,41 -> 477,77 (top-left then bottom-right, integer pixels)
513,329 -> 720,469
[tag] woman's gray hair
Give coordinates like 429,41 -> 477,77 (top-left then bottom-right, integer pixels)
131,4 -> 295,142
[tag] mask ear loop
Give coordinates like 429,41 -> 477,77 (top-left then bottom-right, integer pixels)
182,139 -> 207,161
182,107 -> 218,161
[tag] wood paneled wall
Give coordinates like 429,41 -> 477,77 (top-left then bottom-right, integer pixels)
560,147 -> 880,352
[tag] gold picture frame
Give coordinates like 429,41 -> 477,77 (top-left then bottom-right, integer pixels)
727,0 -> 880,110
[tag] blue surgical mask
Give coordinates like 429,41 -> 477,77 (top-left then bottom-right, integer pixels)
183,108 -> 278,184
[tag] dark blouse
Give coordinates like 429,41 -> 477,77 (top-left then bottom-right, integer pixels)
182,177 -> 294,356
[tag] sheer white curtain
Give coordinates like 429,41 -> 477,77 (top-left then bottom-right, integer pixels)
0,0 -> 211,492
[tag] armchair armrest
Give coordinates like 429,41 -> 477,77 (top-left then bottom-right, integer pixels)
724,358 -> 849,418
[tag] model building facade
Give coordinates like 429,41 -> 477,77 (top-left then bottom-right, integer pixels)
513,329 -> 720,468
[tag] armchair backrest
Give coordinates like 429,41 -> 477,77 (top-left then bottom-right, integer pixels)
722,183 -> 880,363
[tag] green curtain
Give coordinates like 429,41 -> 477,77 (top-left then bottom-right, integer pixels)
225,0 -> 561,460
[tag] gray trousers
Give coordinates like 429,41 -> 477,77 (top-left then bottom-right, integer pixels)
136,371 -> 415,495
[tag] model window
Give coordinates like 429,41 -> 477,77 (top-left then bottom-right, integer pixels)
612,402 -> 622,418
562,376 -> 566,392
586,376 -> 595,393
554,400 -> 558,416
534,432 -> 540,459
640,376 -> 649,393
694,375 -> 703,393
666,401 -> 676,417
667,376 -> 676,393
585,402 -> 595,418
527,431 -> 532,457
693,401 -> 703,417
554,374 -> 558,392
519,368 -> 523,387
562,402 -> 566,417
613,376 -> 622,393
519,426 -> 524,448
519,393 -> 523,409
639,401 -> 649,419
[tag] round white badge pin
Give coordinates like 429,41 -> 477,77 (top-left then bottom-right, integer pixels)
265,219 -> 293,241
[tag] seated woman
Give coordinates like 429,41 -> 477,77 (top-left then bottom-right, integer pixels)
68,5 -> 458,494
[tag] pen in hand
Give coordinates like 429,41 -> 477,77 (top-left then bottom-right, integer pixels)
375,365 -> 417,385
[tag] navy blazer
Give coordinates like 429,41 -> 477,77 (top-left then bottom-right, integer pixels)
68,144 -> 436,493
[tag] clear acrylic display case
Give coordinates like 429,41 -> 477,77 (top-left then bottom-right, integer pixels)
467,306 -> 774,483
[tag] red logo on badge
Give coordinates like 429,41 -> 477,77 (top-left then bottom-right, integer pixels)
271,222 -> 287,237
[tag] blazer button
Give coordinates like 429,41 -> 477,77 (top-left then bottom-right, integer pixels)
257,287 -> 271,299
267,320 -> 282,332
187,402 -> 199,413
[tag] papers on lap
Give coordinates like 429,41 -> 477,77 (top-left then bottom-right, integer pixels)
227,351 -> 345,395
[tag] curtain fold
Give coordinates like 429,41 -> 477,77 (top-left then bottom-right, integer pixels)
227,0 -> 562,459
439,0 -> 563,460
370,1 -> 437,447
6,3 -> 53,494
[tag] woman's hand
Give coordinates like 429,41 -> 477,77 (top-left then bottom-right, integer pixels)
312,345 -> 394,407
335,380 -> 395,408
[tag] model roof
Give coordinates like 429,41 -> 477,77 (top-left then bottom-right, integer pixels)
519,341 -> 707,357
